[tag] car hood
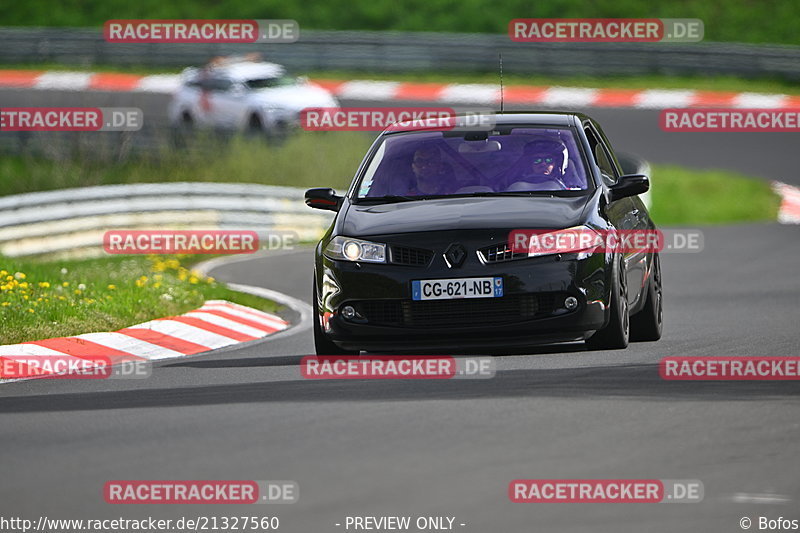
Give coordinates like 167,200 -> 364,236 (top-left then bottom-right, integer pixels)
251,83 -> 338,112
342,195 -> 592,236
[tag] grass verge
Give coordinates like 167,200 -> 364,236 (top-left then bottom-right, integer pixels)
649,164 -> 780,225
0,132 -> 371,195
0,254 -> 282,345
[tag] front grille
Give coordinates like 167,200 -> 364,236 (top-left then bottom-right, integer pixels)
390,245 -> 434,266
352,293 -> 562,328
479,242 -> 528,263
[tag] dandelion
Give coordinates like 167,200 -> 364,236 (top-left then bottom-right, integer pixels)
161,293 -> 174,301
74,289 -> 82,295
107,284 -> 116,290
60,268 -> 68,275
38,281 -> 50,288
14,272 -> 26,280
62,281 -> 69,287
27,308 -> 34,313
1,302 -> 10,307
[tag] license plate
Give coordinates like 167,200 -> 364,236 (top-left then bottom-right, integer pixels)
412,277 -> 503,301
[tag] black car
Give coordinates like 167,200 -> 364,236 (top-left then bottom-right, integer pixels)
305,112 -> 662,354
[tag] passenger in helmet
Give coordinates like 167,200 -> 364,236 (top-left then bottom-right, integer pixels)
500,138 -> 569,191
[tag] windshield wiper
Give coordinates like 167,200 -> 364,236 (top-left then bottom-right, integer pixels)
357,195 -> 420,203
457,190 -> 586,198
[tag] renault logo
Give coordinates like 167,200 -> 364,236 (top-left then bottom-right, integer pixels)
444,243 -> 467,268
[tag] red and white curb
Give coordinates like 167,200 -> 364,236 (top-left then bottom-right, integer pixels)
0,299 -> 288,380
772,181 -> 800,224
2,69 -> 800,109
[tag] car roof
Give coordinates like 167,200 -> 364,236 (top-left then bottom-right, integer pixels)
384,112 -> 588,134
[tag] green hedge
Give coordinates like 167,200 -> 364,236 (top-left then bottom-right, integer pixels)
6,0 -> 800,46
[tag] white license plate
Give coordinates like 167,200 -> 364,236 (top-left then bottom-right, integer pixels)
412,277 -> 503,301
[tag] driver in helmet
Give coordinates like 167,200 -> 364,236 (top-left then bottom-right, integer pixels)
519,139 -> 568,185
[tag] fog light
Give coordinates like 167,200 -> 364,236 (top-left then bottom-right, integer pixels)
564,296 -> 578,310
341,305 -> 356,320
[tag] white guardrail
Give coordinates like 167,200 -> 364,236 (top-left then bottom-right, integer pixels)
0,182 -> 335,258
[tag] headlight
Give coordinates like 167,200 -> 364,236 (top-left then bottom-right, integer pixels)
324,236 -> 386,263
525,225 -> 602,260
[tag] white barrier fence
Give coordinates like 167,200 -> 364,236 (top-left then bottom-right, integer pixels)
0,182 -> 334,258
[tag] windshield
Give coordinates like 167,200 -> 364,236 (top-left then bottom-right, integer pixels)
245,76 -> 298,89
355,127 -> 590,200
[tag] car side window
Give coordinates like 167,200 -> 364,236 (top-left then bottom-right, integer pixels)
193,77 -> 232,92
583,126 -> 618,185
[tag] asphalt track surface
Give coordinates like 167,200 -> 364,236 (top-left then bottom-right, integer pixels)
0,88 -> 799,532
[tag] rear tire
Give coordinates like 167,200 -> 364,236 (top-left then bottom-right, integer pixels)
171,112 -> 194,148
586,255 -> 630,350
246,114 -> 265,137
312,278 -> 359,356
630,253 -> 663,342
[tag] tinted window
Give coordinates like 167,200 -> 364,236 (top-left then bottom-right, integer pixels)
583,126 -> 617,184
356,127 -> 590,199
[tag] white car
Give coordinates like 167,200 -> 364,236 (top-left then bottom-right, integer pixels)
168,55 -> 339,136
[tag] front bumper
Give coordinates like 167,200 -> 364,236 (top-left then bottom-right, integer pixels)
315,234 -> 612,352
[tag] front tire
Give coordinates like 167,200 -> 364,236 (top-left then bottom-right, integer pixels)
586,255 -> 630,350
312,278 -> 359,356
630,253 -> 663,342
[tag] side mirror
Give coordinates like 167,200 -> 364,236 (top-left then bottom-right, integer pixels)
609,174 -> 649,202
305,188 -> 342,211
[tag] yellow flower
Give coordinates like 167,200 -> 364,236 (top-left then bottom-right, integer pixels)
18,282 -> 28,289
27,308 -> 34,313
14,272 -> 26,280
0,270 -> 6,276
1,302 -> 10,307
62,281 -> 70,287
189,276 -> 199,284
206,276 -> 215,284
5,275 -> 13,282
74,289 -> 82,295
107,284 -> 116,290
38,281 -> 50,288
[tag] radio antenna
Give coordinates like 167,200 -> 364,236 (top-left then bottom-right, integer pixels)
499,53 -> 505,113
